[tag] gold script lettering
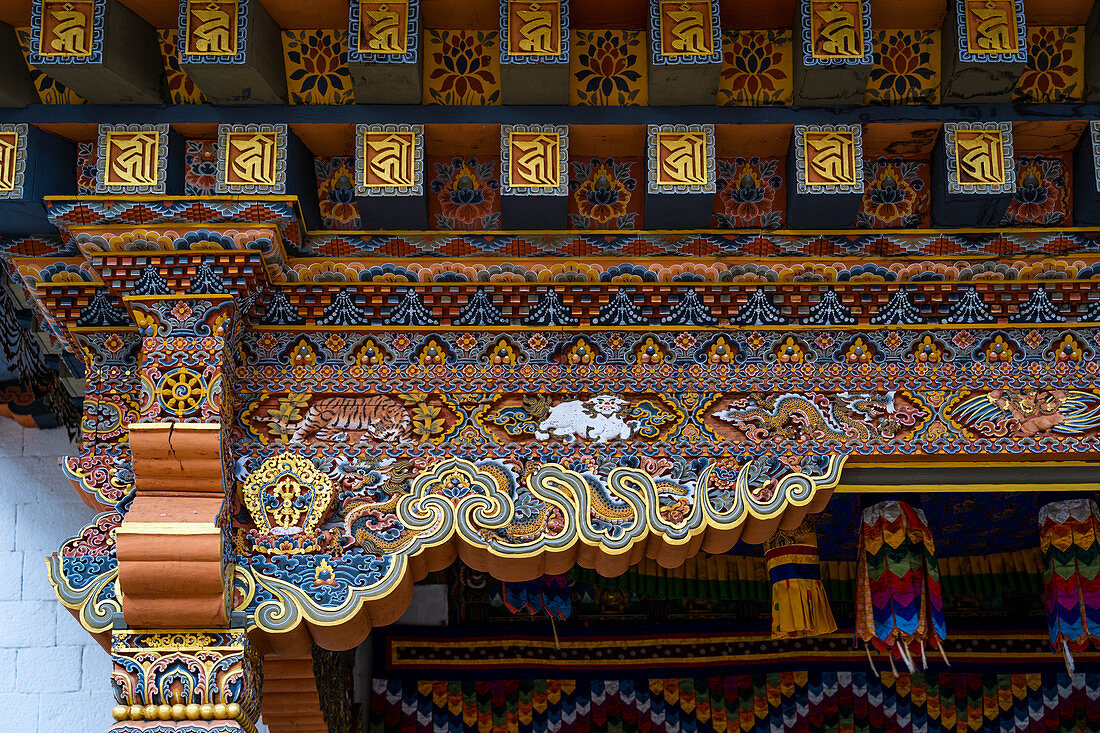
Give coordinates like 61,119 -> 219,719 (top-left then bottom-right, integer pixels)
816,2 -> 859,57
49,2 -> 90,56
956,132 -> 1004,185
363,4 -> 404,53
806,132 -> 855,185
659,134 -> 707,186
229,133 -> 277,185
366,132 -> 414,187
108,133 -> 158,187
512,134 -> 559,187
666,3 -> 709,55
516,3 -> 554,54
191,1 -> 234,55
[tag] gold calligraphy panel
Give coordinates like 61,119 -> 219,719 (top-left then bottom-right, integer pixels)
507,131 -> 561,189
38,0 -> 95,58
961,0 -> 1021,56
505,0 -> 562,57
216,124 -> 287,194
102,130 -> 161,189
356,1 -> 409,55
657,1 -> 714,57
802,130 -> 859,187
953,128 -> 1007,186
808,0 -> 866,60
183,0 -> 239,57
655,132 -> 708,187
356,124 -> 423,195
224,131 -> 279,187
0,132 -> 20,194
362,131 -> 416,188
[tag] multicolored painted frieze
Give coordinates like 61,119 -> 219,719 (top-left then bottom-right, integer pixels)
955,0 -> 1027,63
794,124 -> 863,194
647,124 -> 715,194
178,0 -> 247,64
800,0 -> 872,66
500,0 -> 569,65
943,121 -> 1015,195
109,629 -> 261,732
348,0 -> 419,64
355,124 -> 423,197
649,0 -> 721,65
29,0 -> 103,64
94,124 -> 169,195
502,124 -> 568,195
215,124 -> 287,195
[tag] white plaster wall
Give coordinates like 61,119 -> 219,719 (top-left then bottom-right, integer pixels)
0,419 -> 113,733
0,421 -> 277,733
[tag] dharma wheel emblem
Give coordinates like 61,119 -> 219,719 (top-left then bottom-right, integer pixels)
242,454 -> 337,555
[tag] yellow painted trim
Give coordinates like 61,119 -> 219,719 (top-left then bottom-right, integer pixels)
128,422 -> 222,431
117,522 -> 221,535
835,483 -> 1100,493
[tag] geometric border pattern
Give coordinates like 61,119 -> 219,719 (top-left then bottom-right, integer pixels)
501,124 -> 569,196
354,123 -> 424,197
177,0 -> 249,65
215,123 -> 289,195
648,0 -> 722,66
955,0 -> 1027,64
943,121 -> 1016,195
348,0 -> 420,64
499,0 -> 570,65
94,124 -> 169,196
793,123 -> 865,195
646,123 -> 716,195
800,0 -> 873,66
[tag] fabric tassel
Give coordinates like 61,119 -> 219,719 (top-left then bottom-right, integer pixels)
764,518 -> 837,639
1038,497 -> 1100,674
855,500 -> 947,668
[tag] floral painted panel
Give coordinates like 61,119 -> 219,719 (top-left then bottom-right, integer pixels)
14,27 -> 85,104
76,142 -> 97,194
717,31 -> 792,106
184,140 -> 217,196
282,29 -> 354,105
857,158 -> 930,229
568,158 -> 642,230
1002,154 -> 1071,226
711,157 -> 785,229
428,157 -> 501,230
569,30 -> 646,106
864,30 -> 939,105
158,29 -> 206,104
1013,26 -> 1083,103
315,156 -> 361,230
424,30 -> 501,105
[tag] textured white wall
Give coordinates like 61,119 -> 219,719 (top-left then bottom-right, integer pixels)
0,420 -> 277,733
0,420 -> 113,733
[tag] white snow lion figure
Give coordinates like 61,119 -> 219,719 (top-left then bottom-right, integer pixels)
534,394 -> 639,444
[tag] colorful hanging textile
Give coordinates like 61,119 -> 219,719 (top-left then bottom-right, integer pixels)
503,574 -> 572,620
1038,497 -> 1100,672
764,518 -> 837,638
856,500 -> 947,672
